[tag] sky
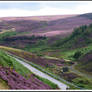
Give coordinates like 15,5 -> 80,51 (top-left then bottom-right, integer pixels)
0,1 -> 92,17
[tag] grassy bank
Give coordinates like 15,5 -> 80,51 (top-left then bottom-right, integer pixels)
0,78 -> 9,89
0,49 -> 58,89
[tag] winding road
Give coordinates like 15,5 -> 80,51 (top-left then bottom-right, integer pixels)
13,57 -> 68,90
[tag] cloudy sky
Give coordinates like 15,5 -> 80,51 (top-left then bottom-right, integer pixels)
0,1 -> 92,17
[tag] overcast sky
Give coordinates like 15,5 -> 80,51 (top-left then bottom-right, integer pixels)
0,1 -> 92,17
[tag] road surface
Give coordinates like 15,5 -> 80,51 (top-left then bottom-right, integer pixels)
14,57 -> 68,90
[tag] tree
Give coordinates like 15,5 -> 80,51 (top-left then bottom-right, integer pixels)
73,51 -> 82,59
62,67 -> 69,72
31,35 -> 35,40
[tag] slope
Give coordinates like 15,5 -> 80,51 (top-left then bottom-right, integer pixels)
0,13 -> 92,38
0,49 -> 58,89
53,24 -> 92,50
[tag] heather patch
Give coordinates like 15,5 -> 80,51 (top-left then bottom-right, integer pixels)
0,66 -> 51,89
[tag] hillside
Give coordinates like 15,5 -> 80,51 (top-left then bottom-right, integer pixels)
0,13 -> 92,38
79,50 -> 92,73
0,13 -> 92,52
1,46 -> 92,89
1,13 -> 92,90
0,15 -> 76,21
50,23 -> 92,76
0,49 -> 58,89
78,13 -> 92,19
29,14 -> 92,37
54,24 -> 92,49
0,15 -> 75,36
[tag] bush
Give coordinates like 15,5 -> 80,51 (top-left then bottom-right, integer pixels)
62,67 -> 69,72
73,51 -> 82,59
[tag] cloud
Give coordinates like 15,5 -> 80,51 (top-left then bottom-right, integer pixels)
0,8 -> 75,17
76,2 -> 92,14
0,1 -> 92,17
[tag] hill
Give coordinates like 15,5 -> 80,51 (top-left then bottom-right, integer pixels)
0,13 -> 92,38
52,22 -> 92,75
78,13 -> 92,19
79,50 -> 92,73
1,13 -> 92,90
0,49 -> 58,89
54,24 -> 92,50
0,13 -> 92,52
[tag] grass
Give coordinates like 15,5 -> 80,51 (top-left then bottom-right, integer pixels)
7,49 -> 79,89
0,48 -> 59,89
0,78 -> 9,89
0,22 -> 92,90
42,46 -> 92,89
35,75 -> 58,89
43,55 -> 60,60
24,42 -> 49,54
53,43 -> 92,61
72,77 -> 92,89
75,63 -> 92,76
53,24 -> 92,50
0,31 -> 17,41
0,46 -> 85,89
7,52 -> 59,89
0,50 -> 32,77
2,46 -> 91,89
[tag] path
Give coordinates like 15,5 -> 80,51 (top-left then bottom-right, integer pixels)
13,57 -> 68,90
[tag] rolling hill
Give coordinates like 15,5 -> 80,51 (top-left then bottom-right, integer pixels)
0,13 -> 92,50
52,22 -> 92,75
54,23 -> 92,49
1,13 -> 92,90
0,49 -> 58,89
0,13 -> 92,37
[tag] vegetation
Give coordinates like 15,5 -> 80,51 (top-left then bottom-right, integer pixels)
62,67 -> 69,72
0,49 -> 58,89
23,36 -> 49,54
34,75 -> 58,89
0,46 -> 78,89
0,67 -> 52,89
0,31 -> 17,42
1,17 -> 92,89
0,50 -> 31,77
0,78 -> 9,89
53,24 -> 92,50
73,51 -> 82,59
72,77 -> 92,89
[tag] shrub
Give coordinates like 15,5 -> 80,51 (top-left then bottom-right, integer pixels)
62,67 -> 69,72
73,51 -> 82,59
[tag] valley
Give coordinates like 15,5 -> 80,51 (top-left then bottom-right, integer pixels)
0,13 -> 92,90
